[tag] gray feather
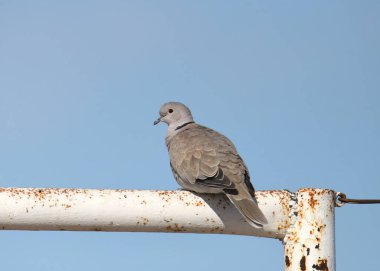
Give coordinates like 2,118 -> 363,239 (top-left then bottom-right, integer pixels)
226,194 -> 268,228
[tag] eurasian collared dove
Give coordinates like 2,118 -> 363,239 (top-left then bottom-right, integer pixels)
154,102 -> 267,228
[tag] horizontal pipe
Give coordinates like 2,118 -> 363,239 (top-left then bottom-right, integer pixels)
0,187 -> 293,239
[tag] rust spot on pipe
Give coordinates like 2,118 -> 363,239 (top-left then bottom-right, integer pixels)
166,223 -> 186,232
285,256 -> 291,267
312,259 -> 329,271
194,200 -> 205,207
158,190 -> 181,203
137,217 -> 149,226
209,226 -> 223,233
317,224 -> 326,232
300,256 -> 306,271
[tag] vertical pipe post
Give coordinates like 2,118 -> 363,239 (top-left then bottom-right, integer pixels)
284,189 -> 335,271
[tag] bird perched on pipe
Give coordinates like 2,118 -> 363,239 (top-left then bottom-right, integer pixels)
154,102 -> 267,228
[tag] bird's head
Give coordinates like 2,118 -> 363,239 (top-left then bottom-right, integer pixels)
154,102 -> 194,127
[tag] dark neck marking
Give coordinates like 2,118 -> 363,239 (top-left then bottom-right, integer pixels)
175,121 -> 194,131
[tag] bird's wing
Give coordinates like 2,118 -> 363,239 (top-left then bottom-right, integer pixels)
169,125 -> 238,189
169,124 -> 267,227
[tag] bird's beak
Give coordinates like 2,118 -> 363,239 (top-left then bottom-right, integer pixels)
153,117 -> 162,125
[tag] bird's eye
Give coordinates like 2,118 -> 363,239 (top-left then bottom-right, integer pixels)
168,109 -> 174,113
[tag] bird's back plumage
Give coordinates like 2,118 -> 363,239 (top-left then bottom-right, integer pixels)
167,123 -> 267,228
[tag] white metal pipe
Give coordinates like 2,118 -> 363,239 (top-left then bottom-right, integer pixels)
283,189 -> 335,271
0,187 -> 292,239
0,187 -> 337,270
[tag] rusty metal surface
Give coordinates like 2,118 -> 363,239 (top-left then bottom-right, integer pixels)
283,188 -> 335,271
0,187 -> 338,270
0,187 -> 293,238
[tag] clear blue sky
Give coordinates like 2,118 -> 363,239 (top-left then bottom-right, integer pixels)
0,1 -> 379,270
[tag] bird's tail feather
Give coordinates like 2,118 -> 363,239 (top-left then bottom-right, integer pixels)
227,194 -> 268,228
